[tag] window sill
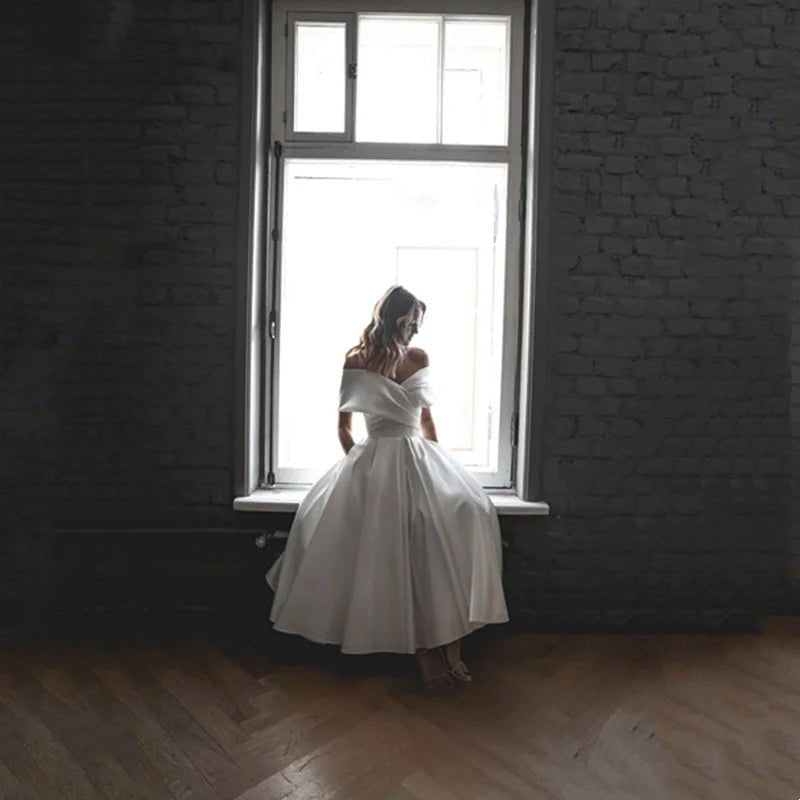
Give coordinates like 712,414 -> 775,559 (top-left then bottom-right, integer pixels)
233,487 -> 550,516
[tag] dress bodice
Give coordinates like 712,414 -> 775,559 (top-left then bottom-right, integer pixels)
338,367 -> 435,438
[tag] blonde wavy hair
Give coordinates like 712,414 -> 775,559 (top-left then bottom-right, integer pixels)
348,286 -> 426,378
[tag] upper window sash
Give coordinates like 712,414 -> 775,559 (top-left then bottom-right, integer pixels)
285,12 -> 356,142
272,0 -> 525,154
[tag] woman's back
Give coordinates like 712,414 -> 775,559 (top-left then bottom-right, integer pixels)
343,345 -> 429,386
339,363 -> 433,439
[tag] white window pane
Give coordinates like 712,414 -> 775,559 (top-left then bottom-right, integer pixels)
443,18 -> 510,146
396,247 -> 484,459
294,22 -> 346,133
276,159 -> 507,480
355,16 -> 440,144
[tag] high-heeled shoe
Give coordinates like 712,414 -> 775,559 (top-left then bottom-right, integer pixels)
416,647 -> 454,691
446,660 -> 473,683
442,642 -> 473,683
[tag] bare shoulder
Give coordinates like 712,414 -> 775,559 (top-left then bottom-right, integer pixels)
406,347 -> 430,368
343,348 -> 365,369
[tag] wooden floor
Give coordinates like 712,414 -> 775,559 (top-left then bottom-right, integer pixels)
1,617 -> 799,800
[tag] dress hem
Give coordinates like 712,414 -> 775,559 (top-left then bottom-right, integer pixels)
267,617 -> 509,655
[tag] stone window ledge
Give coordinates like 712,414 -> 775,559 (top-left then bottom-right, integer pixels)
233,488 -> 550,516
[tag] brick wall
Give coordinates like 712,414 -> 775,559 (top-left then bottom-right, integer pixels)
1,0 -> 798,633
793,237 -> 800,582
502,0 -> 799,629
0,0 -> 266,623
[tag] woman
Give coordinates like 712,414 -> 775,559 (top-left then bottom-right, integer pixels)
266,285 -> 508,689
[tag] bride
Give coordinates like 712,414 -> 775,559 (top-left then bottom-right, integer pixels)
266,285 -> 509,689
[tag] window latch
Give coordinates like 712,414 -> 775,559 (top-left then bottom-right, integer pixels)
348,62 -> 357,80
269,310 -> 277,340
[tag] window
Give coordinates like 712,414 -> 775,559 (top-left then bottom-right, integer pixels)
263,0 -> 526,488
236,0 -> 554,506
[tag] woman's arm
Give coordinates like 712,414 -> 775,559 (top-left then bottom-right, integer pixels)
338,349 -> 364,454
420,407 -> 438,442
338,411 -> 355,454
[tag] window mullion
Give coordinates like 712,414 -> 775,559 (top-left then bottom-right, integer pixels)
278,143 -> 516,163
346,12 -> 357,142
436,15 -> 444,144
265,140 -> 286,487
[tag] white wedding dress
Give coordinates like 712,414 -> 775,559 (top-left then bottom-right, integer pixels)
266,366 -> 509,654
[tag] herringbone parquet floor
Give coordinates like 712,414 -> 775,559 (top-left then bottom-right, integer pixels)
2,617 -> 799,800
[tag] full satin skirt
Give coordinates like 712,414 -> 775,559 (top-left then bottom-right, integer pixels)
266,436 -> 509,654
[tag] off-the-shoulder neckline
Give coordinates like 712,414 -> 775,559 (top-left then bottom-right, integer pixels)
342,365 -> 429,388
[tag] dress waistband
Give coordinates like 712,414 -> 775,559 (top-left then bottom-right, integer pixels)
365,416 -> 420,438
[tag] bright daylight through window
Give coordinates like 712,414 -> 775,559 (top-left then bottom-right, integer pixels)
268,1 -> 524,488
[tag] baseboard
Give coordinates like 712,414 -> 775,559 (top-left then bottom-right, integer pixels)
0,605 -> 764,647
508,608 -> 761,635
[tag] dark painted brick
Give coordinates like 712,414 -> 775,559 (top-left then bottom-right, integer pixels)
539,0 -> 798,626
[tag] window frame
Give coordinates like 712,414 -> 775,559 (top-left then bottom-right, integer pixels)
234,0 -> 554,504
285,12 -> 356,141
269,0 -> 524,488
